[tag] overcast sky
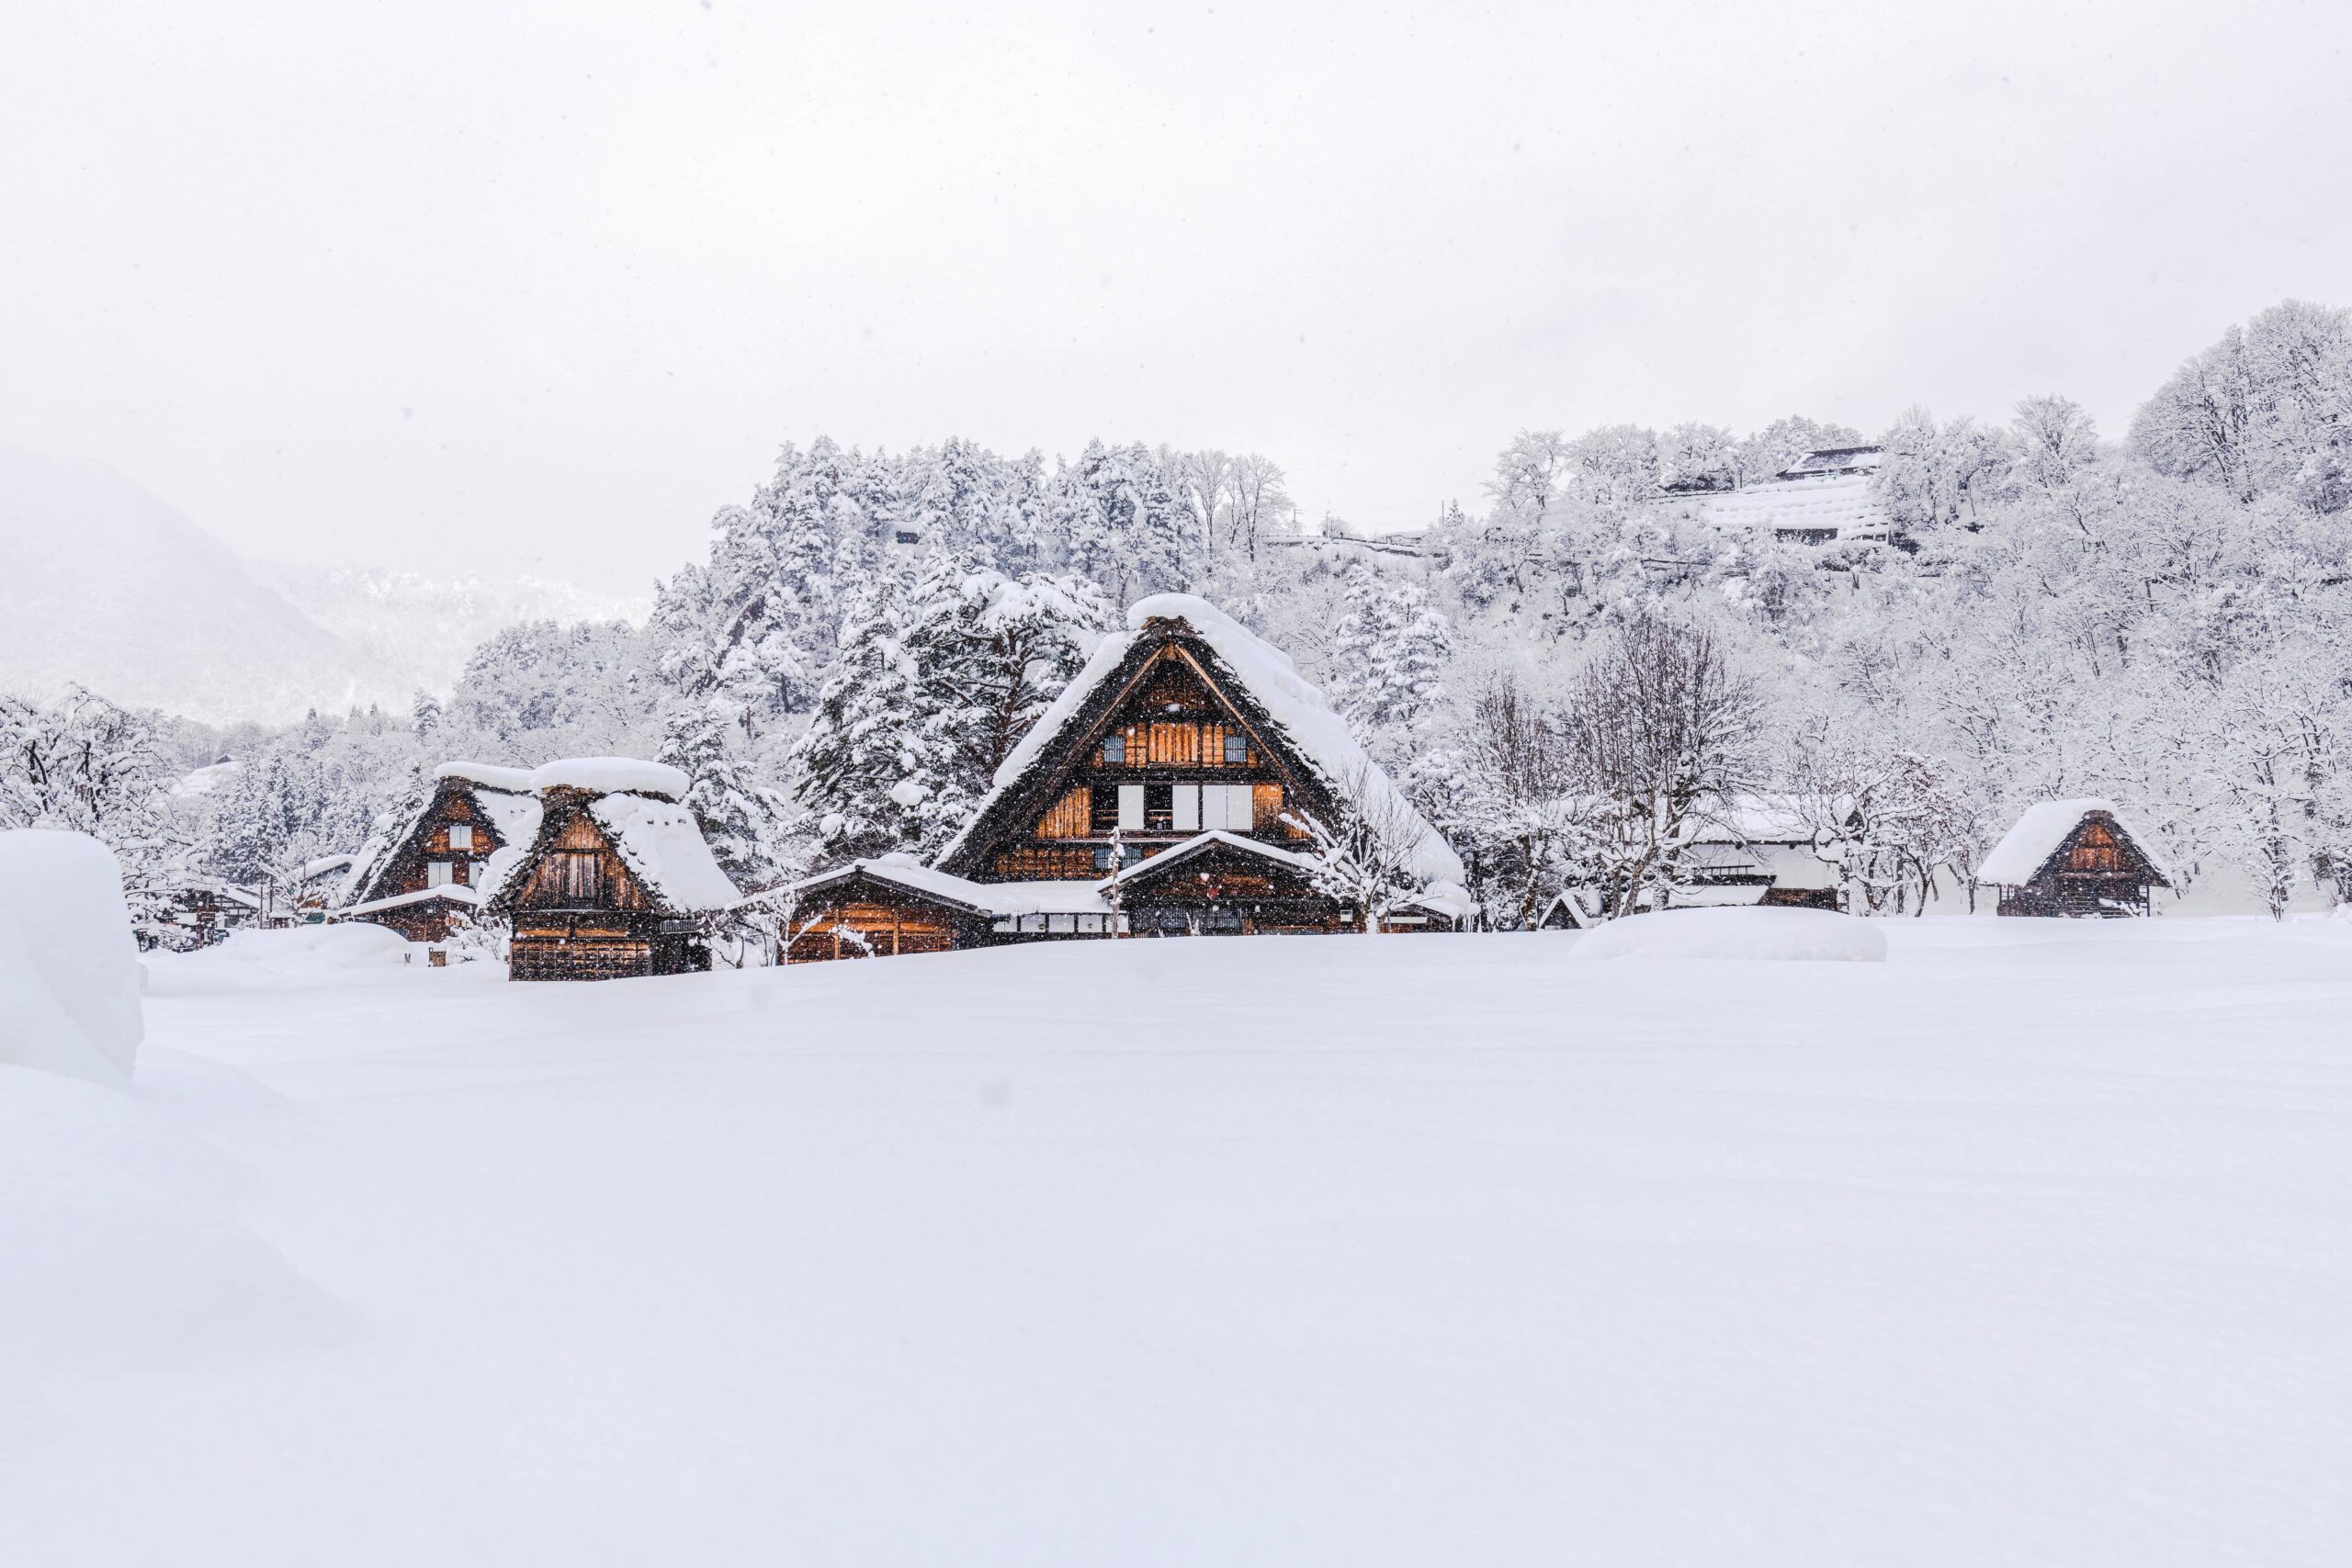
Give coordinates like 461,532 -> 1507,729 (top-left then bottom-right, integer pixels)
4,0 -> 2346,595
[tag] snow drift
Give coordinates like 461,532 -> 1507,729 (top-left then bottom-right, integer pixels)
1570,906 -> 1888,962
149,923 -> 414,994
0,829 -> 144,1081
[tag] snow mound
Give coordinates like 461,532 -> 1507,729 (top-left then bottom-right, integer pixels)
1571,907 -> 1887,963
0,829 -> 144,1082
435,759 -> 538,795
0,1062 -> 350,1373
529,757 -> 689,800
154,923 -> 415,992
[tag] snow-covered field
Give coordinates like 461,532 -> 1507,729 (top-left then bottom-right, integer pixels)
6,919 -> 2349,1564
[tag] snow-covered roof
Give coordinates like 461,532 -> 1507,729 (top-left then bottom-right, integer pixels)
1977,798 -> 2175,887
1777,446 -> 1883,479
532,757 -> 689,801
435,760 -> 538,795
300,853 -> 356,882
937,594 -> 1464,890
1107,829 -> 1322,886
1702,469 -> 1891,541
170,759 -> 242,796
343,885 -> 481,917
783,856 -> 1114,919
1690,794 -> 1821,846
587,793 -> 740,912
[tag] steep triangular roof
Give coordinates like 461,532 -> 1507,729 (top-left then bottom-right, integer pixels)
1977,799 -> 2175,888
933,594 -> 1464,888
342,763 -> 543,908
481,761 -> 739,918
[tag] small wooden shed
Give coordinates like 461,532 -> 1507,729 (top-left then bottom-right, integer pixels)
1977,799 -> 2173,918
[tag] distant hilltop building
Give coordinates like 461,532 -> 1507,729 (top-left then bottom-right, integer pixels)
1685,446 -> 1896,547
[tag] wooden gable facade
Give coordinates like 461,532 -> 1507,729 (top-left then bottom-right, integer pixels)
491,787 -> 714,981
936,620 -> 1336,886
1989,808 -> 2170,918
780,865 -> 995,963
341,776 -> 526,943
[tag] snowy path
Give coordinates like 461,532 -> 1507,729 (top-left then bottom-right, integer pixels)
6,922 -> 2350,1564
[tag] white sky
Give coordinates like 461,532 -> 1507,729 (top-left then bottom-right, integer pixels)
4,0 -> 2347,594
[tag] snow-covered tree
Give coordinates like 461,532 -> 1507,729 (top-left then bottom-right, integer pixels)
657,698 -> 797,889
1328,561 -> 1453,749
0,686 -> 193,943
1565,613 -> 1765,917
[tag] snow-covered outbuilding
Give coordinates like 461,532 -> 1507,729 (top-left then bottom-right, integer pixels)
1696,446 -> 1894,547
1977,799 -> 2174,918
337,761 -> 543,943
779,596 -> 1469,960
483,759 -> 739,980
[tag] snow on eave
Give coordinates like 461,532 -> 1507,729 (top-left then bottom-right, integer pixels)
586,793 -> 739,913
781,856 -> 1109,919
1107,829 -> 1320,885
1976,798 -> 2176,888
935,594 -> 1465,890
342,885 -> 481,917
531,757 -> 690,802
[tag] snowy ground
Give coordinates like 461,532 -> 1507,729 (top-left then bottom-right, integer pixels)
6,919 -> 2349,1564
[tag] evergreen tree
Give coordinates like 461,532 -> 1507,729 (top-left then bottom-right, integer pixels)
785,571 -> 932,862
1329,561 -> 1453,741
657,699 -> 796,888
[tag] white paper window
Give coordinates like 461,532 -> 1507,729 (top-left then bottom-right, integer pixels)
1171,784 -> 1201,831
1048,913 -> 1075,933
1116,784 -> 1146,830
1194,784 -> 1244,830
1020,913 -> 1047,933
1078,913 -> 1103,933
426,861 -> 454,887
447,823 -> 474,851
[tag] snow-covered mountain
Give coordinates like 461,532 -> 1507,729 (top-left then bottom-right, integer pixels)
0,446 -> 645,724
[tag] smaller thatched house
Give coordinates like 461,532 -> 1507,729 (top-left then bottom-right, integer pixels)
338,762 -> 542,943
482,759 -> 740,981
1977,799 -> 2174,918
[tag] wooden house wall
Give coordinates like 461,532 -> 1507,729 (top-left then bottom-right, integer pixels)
363,785 -> 507,904
503,798 -> 703,980
784,884 -> 977,963
967,640 -> 1319,882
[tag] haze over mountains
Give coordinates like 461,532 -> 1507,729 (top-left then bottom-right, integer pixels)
0,446 -> 647,724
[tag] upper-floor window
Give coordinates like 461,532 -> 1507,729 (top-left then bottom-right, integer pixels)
1224,735 -> 1248,764
426,861 -> 454,887
1102,734 -> 1126,763
447,822 -> 474,851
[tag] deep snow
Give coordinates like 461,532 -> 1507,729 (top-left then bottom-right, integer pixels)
3,919 -> 2348,1565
